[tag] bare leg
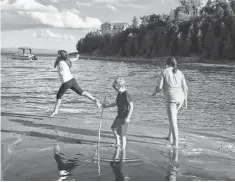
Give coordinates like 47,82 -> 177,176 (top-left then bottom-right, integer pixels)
112,128 -> 120,146
171,119 -> 179,148
167,105 -> 173,143
168,103 -> 179,148
121,148 -> 126,161
113,146 -> 120,160
50,99 -> 61,117
121,136 -> 126,150
81,91 -> 101,108
167,123 -> 173,142
168,124 -> 173,144
172,148 -> 179,163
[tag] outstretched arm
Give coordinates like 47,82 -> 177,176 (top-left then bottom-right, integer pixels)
152,75 -> 164,96
69,53 -> 79,62
103,101 -> 117,108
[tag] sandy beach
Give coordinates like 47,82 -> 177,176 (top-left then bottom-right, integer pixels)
1,111 -> 235,181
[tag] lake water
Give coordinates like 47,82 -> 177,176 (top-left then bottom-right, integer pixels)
1,54 -> 235,132
1,54 -> 235,180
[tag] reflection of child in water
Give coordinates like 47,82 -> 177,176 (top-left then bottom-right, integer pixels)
166,148 -> 179,181
110,146 -> 130,181
53,144 -> 82,181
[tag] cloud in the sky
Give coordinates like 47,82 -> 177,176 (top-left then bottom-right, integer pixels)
1,0 -> 102,29
93,0 -> 131,4
1,0 -> 58,12
70,8 -> 80,14
92,0 -> 147,9
50,0 -> 59,3
105,4 -> 118,11
33,29 -> 75,41
76,2 -> 91,6
22,11 -> 101,28
49,0 -> 69,3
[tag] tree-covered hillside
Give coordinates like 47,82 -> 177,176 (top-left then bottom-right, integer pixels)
76,0 -> 235,61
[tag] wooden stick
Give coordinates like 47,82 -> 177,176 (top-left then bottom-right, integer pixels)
97,95 -> 106,179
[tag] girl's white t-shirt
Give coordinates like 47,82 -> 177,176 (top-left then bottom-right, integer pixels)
162,67 -> 184,91
57,61 -> 73,83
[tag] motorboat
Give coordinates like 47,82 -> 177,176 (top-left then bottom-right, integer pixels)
12,48 -> 37,60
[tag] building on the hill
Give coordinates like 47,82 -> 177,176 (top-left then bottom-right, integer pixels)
100,22 -> 129,35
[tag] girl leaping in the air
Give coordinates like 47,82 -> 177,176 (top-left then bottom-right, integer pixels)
50,50 -> 101,117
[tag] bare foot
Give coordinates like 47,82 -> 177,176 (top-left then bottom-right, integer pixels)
50,111 -> 58,117
171,143 -> 179,149
164,136 -> 170,140
164,137 -> 174,145
121,157 -> 126,162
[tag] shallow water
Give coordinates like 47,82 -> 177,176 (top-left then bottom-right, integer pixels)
1,54 -> 235,132
1,137 -> 176,181
1,54 -> 235,181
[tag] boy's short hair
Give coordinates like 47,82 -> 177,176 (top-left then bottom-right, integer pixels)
112,77 -> 125,89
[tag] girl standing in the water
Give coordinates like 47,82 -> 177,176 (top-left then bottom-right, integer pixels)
152,57 -> 188,148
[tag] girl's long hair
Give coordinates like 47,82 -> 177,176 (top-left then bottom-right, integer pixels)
166,57 -> 177,74
54,50 -> 72,68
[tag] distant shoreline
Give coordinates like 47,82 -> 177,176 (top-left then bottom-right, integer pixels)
79,54 -> 153,63
1,51 -> 78,57
78,54 -> 235,69
1,52 -> 57,57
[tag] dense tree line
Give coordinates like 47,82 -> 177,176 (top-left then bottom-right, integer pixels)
76,0 -> 235,61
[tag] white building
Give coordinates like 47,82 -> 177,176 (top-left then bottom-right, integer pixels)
100,22 -> 129,35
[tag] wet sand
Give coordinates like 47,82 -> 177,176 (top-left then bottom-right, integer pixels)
1,111 -> 235,181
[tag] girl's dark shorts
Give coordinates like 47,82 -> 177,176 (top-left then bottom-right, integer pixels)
111,116 -> 128,137
57,78 -> 83,99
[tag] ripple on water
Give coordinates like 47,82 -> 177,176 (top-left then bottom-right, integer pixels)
1,55 -> 235,132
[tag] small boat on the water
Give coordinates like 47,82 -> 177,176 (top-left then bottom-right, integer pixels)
12,47 -> 37,60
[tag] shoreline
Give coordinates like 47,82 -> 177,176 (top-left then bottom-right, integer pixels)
79,54 -> 235,69
1,111 -> 235,181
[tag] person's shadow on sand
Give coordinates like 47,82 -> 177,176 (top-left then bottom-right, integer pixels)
53,144 -> 84,181
110,147 -> 130,181
165,148 -> 180,181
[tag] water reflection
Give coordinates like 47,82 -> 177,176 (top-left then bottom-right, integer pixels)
166,148 -> 179,181
110,147 -> 129,181
53,144 -> 83,181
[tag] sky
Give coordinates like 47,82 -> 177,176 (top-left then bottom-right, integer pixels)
1,0 -> 183,52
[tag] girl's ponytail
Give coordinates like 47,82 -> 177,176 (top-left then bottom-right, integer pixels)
172,65 -> 177,74
166,57 -> 177,74
54,57 -> 60,68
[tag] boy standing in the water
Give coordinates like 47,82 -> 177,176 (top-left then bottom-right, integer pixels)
102,77 -> 133,150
